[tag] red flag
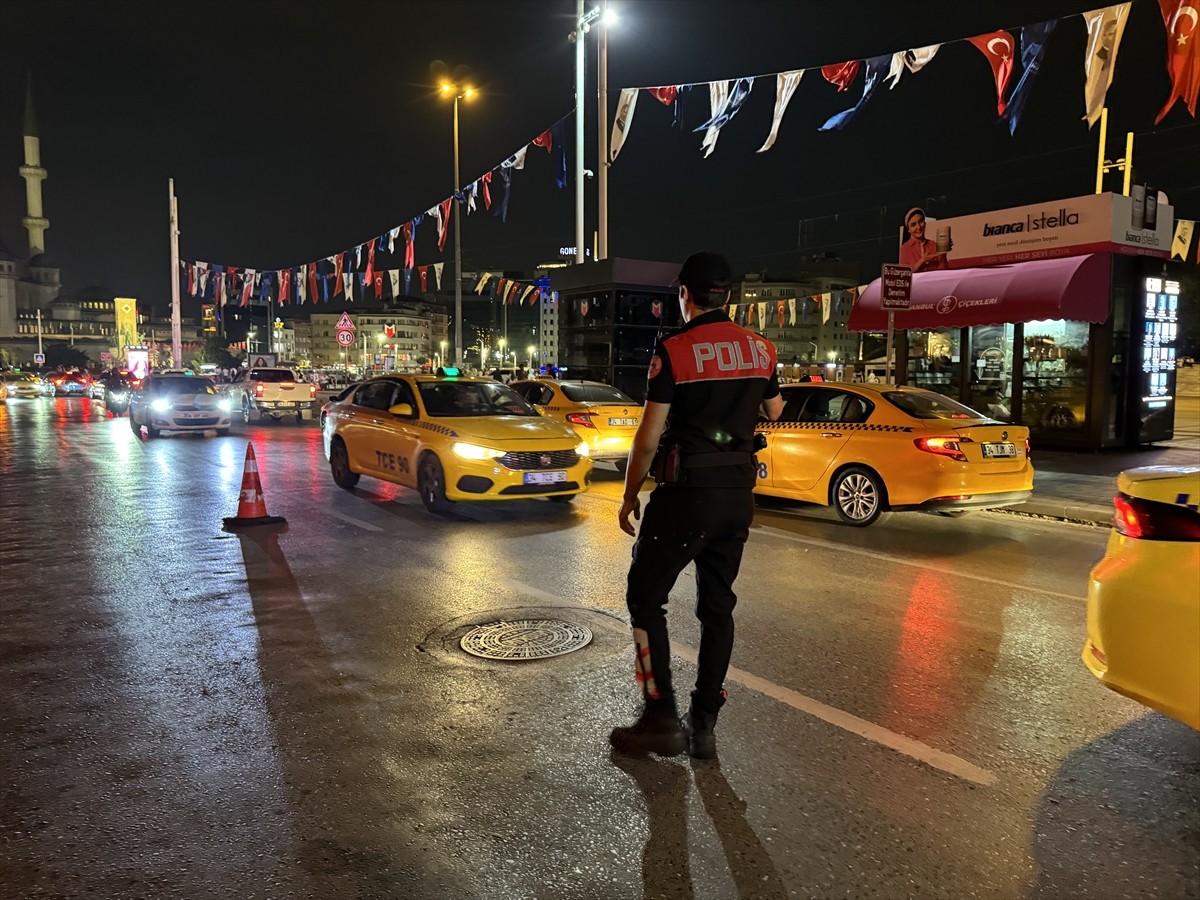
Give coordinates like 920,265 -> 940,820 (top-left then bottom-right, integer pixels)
280,269 -> 291,304
481,170 -> 493,209
507,282 -> 519,304
308,263 -> 318,300
364,242 -> 376,288
240,274 -> 253,307
821,61 -> 860,92
649,86 -> 678,106
968,31 -> 1016,115
1157,0 -> 1200,122
333,253 -> 344,297
402,222 -> 415,269
777,301 -> 786,329
438,198 -> 453,252
529,287 -> 541,306
186,263 -> 195,296
746,302 -> 755,325
532,130 -> 553,152
418,265 -> 428,292
373,272 -> 383,299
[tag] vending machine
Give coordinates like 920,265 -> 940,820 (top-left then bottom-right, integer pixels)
1137,275 -> 1179,443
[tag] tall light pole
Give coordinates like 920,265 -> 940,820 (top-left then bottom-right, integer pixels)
573,1 -> 586,264
597,0 -> 612,261
571,4 -> 614,264
440,79 -> 476,367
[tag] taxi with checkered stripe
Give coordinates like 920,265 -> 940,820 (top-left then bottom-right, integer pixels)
322,370 -> 592,514
509,379 -> 642,469
753,381 -> 1033,526
1083,466 -> 1200,729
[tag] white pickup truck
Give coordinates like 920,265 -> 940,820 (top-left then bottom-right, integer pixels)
234,367 -> 318,424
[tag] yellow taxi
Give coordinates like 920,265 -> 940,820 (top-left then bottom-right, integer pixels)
754,381 -> 1033,526
509,379 -> 642,469
322,371 -> 592,514
1083,466 -> 1200,729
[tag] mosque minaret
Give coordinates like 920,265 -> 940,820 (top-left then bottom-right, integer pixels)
20,75 -> 49,256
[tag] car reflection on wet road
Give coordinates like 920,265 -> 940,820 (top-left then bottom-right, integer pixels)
1,398 -> 1196,900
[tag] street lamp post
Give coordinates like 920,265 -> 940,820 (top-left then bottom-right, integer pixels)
527,344 -> 535,372
440,78 -> 476,368
571,4 -> 615,264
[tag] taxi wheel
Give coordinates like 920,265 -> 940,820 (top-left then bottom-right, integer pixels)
242,399 -> 253,424
330,439 -> 360,489
418,454 -> 453,515
831,466 -> 885,527
145,423 -> 160,439
129,413 -> 140,435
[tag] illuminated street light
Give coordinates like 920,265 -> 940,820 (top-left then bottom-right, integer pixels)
438,74 -> 478,366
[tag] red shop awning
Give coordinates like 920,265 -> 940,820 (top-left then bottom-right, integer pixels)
848,253 -> 1112,332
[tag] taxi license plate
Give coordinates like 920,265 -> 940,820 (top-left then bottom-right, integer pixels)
276,401 -> 295,408
178,411 -> 206,419
982,442 -> 1016,458
524,471 -> 567,484
608,417 -> 638,427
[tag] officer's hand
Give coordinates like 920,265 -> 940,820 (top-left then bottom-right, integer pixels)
618,494 -> 641,536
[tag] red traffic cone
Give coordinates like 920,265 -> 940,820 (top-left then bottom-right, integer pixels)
222,442 -> 286,529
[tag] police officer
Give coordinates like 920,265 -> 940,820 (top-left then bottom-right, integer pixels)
611,251 -> 783,759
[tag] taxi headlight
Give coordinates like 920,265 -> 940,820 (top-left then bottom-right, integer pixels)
150,398 -> 170,413
575,441 -> 590,458
452,441 -> 504,460
217,397 -> 233,411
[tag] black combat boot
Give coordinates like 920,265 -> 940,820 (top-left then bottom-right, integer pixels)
608,699 -> 687,756
685,707 -> 719,760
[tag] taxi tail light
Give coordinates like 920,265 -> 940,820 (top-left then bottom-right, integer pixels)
308,384 -> 317,397
914,436 -> 967,462
566,412 -> 596,428
1025,438 -> 1031,461
1112,493 -> 1200,541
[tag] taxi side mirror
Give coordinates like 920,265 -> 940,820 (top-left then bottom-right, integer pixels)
388,402 -> 414,417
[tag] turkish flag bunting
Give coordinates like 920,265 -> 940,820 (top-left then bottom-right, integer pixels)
649,85 -> 678,105
419,266 -> 428,292
308,264 -> 318,300
532,129 -> 553,152
1157,0 -> 1200,122
364,242 -> 375,287
821,61 -> 860,92
373,272 -> 384,299
481,170 -> 493,209
777,301 -> 786,329
968,30 -> 1016,115
438,198 -> 453,252
402,222 -> 415,269
746,302 -> 755,325
280,269 -> 291,304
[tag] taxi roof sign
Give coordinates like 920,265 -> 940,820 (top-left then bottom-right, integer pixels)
335,312 -> 356,331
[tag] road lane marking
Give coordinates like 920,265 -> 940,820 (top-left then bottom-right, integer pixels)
674,644 -> 997,786
753,525 -> 1084,601
500,578 -> 996,786
325,510 -> 383,532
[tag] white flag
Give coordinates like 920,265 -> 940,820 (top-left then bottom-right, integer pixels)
1081,3 -> 1131,127
432,262 -> 444,289
388,227 -> 400,254
501,146 -> 528,170
610,88 -> 639,162
343,272 -> 353,299
355,244 -> 363,267
297,269 -> 307,304
757,70 -> 803,153
389,269 -> 401,296
701,80 -> 731,158
757,302 -> 767,328
821,292 -> 832,324
466,181 -> 478,214
904,44 -> 941,73
426,204 -> 443,236
1172,220 -> 1195,261
788,297 -> 797,326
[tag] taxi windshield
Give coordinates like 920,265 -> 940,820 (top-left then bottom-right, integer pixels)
152,378 -> 217,396
560,383 -> 636,404
882,391 -> 987,420
418,381 -> 537,417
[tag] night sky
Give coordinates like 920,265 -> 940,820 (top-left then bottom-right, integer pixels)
1,0 -> 1196,318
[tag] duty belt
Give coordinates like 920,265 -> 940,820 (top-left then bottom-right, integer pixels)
684,451 -> 753,469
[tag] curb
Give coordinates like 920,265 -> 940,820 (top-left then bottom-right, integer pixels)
1000,499 -> 1113,527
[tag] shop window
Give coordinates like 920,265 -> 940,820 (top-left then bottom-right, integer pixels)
906,329 -> 960,397
967,324 -> 1016,420
1022,320 -> 1089,434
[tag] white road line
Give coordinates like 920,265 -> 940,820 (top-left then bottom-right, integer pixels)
675,644 -> 997,786
325,510 -> 384,532
753,524 -> 1084,601
500,578 -> 996,786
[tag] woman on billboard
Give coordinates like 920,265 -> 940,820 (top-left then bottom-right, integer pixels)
900,207 -> 951,272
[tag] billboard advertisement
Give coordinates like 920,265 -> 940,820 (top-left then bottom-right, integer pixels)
899,193 -> 1174,269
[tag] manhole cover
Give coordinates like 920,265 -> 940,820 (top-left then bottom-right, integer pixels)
460,619 -> 593,660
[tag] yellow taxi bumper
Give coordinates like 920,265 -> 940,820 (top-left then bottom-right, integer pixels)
443,457 -> 593,502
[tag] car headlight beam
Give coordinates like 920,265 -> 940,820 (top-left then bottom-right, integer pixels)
217,398 -> 233,411
150,398 -> 170,413
452,442 -> 504,460
575,441 -> 590,458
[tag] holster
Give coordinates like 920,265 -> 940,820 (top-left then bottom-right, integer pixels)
649,441 -> 686,485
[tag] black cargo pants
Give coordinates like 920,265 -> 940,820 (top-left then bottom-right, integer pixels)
625,484 -> 755,716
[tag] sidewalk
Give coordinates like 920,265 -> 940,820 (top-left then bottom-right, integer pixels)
1014,368 -> 1199,525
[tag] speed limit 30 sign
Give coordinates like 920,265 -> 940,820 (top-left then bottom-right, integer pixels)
336,329 -> 355,346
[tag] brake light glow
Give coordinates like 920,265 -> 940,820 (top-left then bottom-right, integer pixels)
914,436 -> 967,462
566,412 -> 596,428
308,385 -> 317,397
1113,492 -> 1200,541
255,383 -> 265,396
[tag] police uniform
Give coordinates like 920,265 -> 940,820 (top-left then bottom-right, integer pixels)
626,307 -> 779,726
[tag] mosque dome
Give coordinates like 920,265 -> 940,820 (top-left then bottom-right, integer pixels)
29,253 -> 57,268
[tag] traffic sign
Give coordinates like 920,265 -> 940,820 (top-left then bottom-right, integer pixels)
34,353 -> 45,365
335,312 -> 356,331
336,329 -> 355,347
881,264 -> 912,310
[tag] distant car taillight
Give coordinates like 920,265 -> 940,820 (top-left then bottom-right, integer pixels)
566,412 -> 596,428
913,436 -> 967,462
308,385 -> 317,397
1113,493 -> 1200,541
1025,437 -> 1031,461
255,383 -> 265,396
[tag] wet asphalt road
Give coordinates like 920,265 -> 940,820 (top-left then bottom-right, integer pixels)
1,396 -> 1197,900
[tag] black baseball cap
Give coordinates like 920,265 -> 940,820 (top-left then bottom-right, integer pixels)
673,251 -> 732,301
